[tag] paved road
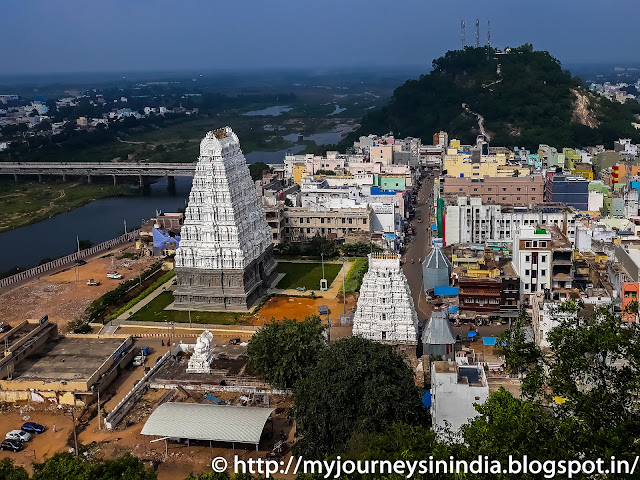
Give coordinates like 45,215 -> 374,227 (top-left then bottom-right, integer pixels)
401,171 -> 436,325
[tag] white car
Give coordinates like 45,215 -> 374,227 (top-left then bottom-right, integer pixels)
107,272 -> 123,280
132,355 -> 145,367
6,430 -> 30,442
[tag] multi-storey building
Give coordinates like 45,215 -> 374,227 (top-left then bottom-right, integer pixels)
283,207 -> 372,244
442,197 -> 576,246
441,176 -> 544,206
443,146 -> 529,178
544,173 -> 590,211
512,225 -> 553,297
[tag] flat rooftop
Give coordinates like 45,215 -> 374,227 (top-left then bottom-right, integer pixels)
12,337 -> 126,382
433,361 -> 457,374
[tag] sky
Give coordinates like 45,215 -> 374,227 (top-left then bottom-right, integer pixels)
3,0 -> 640,74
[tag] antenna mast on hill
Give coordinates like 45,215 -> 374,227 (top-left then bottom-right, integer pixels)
487,20 -> 491,47
475,19 -> 480,47
461,20 -> 466,49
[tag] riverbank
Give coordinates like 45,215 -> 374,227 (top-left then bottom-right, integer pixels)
0,180 -> 135,233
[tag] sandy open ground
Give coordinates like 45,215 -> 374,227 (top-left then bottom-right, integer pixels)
0,245 -> 156,332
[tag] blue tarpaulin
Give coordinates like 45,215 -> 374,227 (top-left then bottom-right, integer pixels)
445,305 -> 458,314
153,228 -> 180,249
205,395 -> 222,404
422,391 -> 432,408
433,286 -> 459,296
482,337 -> 497,346
467,331 -> 477,338
431,224 -> 437,231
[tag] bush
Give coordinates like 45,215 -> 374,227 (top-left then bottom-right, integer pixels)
85,260 -> 163,322
339,257 -> 369,295
105,270 -> 176,322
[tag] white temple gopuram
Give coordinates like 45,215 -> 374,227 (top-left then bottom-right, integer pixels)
174,127 -> 277,310
186,330 -> 215,374
352,253 -> 419,344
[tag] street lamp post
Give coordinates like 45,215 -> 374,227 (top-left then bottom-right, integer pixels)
341,257 -> 347,315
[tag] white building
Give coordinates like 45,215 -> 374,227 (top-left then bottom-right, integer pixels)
431,361 -> 489,438
443,197 -> 576,246
352,253 -> 418,344
512,226 -> 552,296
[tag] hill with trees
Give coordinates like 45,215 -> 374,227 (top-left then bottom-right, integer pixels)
348,45 -> 640,150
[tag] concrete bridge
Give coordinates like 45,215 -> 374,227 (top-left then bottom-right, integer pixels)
0,162 -> 196,186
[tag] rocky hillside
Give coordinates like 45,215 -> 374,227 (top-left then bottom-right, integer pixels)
347,45 -> 640,150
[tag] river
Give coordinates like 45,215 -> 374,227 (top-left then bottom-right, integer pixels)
0,147 -> 310,272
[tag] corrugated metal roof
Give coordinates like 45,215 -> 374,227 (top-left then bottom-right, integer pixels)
422,311 -> 456,345
141,403 -> 275,444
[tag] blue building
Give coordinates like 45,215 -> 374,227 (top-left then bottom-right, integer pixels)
546,174 -> 589,210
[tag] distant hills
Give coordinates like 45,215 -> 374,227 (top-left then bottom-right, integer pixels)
346,45 -> 640,150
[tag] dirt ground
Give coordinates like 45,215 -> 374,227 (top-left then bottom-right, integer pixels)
251,295 -> 357,325
0,404 -> 73,471
0,245 -> 156,332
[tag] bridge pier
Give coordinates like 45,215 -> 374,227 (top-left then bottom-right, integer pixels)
38,174 -> 43,183
166,175 -> 176,191
13,173 -> 18,182
62,173 -> 67,182
138,175 -> 144,187
112,175 -> 117,185
87,175 -> 92,184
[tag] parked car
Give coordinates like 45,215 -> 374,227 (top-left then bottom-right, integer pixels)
228,338 -> 241,345
107,272 -> 124,280
0,439 -> 23,452
132,355 -> 145,367
295,287 -> 306,292
75,259 -> 87,266
21,422 -> 45,434
87,278 -> 100,286
6,430 -> 30,442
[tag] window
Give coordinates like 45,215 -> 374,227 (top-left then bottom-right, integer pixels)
488,187 -> 493,191
285,218 -> 289,223
525,255 -> 530,262
342,218 -> 346,224
525,269 -> 530,275
348,218 -> 353,224
502,197 -> 507,201
525,241 -> 531,247
517,187 -> 521,192
502,187 -> 507,192
541,255 -> 546,262
363,218 -> 367,224
531,188 -> 536,191
473,188 -> 478,192
321,218 -> 325,224
531,197 -> 536,201
540,241 -> 547,247
306,228 -> 310,233
525,283 -> 530,290
533,241 -> 538,247
517,197 -> 521,201
306,218 -> 310,224
531,284 -> 537,292
541,270 -> 546,276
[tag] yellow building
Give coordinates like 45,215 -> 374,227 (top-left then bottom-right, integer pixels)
444,148 -> 529,178
571,166 -> 594,181
293,164 -> 307,185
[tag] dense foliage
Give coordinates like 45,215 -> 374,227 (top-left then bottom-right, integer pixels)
348,45 -> 640,150
499,301 -> 640,464
248,162 -> 271,181
0,453 -> 156,480
339,256 -> 369,294
292,337 -> 425,457
246,315 -> 326,388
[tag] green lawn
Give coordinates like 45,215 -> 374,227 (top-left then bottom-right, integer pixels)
275,262 -> 342,291
127,291 -> 241,324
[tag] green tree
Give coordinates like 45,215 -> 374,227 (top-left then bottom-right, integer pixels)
308,233 -> 337,257
31,453 -> 156,480
497,307 -> 544,398
292,337 -> 425,457
248,162 -> 271,181
246,315 -> 326,388
0,458 -> 29,480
